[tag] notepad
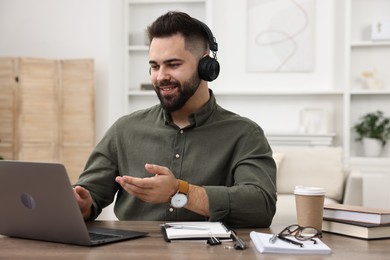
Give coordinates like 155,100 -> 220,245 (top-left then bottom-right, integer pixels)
161,221 -> 231,241
250,231 -> 331,254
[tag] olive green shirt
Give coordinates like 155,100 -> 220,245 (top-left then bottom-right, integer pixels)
76,91 -> 277,228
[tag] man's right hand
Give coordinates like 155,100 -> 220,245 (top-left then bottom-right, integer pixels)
73,186 -> 93,220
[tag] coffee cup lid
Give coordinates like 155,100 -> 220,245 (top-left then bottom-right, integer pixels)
294,185 -> 326,196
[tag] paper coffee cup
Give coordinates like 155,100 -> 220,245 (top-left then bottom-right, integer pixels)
294,186 -> 326,230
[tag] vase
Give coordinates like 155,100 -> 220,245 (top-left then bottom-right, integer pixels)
362,137 -> 383,157
365,77 -> 383,89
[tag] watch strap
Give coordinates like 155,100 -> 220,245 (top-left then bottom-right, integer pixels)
178,180 -> 189,195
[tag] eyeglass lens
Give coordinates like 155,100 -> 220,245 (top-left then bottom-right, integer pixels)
280,225 -> 321,241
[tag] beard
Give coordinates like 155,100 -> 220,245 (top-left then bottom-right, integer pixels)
154,72 -> 201,113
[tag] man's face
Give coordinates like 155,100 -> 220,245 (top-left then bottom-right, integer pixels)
149,34 -> 201,113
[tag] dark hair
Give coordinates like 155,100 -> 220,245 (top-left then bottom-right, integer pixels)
147,11 -> 208,53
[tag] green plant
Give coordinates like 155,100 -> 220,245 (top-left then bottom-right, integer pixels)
353,110 -> 390,146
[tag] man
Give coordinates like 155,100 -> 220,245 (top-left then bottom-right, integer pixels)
74,11 -> 276,228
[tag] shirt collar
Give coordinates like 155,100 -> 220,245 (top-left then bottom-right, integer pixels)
162,89 -> 216,128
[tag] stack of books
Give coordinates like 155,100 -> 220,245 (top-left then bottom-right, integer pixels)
322,204 -> 390,240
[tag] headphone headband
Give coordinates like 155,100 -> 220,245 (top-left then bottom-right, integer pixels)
193,18 -> 218,52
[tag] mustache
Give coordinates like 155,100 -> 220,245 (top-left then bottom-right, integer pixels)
156,80 -> 179,88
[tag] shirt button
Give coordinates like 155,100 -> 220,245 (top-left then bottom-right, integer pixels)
175,154 -> 180,159
169,207 -> 174,212
180,130 -> 184,134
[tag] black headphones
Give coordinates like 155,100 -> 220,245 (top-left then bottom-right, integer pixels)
194,19 -> 220,82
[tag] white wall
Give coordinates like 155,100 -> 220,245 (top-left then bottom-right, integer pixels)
0,0 -> 124,140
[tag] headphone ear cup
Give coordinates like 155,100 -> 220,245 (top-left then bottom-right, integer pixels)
198,56 -> 220,82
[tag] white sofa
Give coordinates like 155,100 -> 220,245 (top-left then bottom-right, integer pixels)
272,146 -> 363,223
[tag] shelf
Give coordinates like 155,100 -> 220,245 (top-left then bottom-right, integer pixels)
127,0 -> 206,3
351,41 -> 390,47
215,90 -> 343,96
124,41 -> 390,51
128,90 -> 155,96
128,90 -> 344,96
350,156 -> 390,166
350,89 -> 390,95
267,132 -> 336,147
128,46 -> 148,51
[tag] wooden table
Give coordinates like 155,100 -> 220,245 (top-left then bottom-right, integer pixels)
1,220 -> 389,259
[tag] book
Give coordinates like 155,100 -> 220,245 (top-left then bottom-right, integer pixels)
322,219 -> 390,240
250,231 -> 331,254
161,221 -> 231,241
323,204 -> 390,224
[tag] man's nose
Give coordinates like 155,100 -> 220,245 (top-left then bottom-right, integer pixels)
156,67 -> 171,81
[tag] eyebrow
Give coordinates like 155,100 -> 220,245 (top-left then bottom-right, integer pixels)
149,58 -> 183,66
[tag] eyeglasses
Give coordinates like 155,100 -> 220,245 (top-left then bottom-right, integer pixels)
278,224 -> 322,244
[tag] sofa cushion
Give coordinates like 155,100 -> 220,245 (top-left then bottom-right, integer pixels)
272,146 -> 345,203
272,152 -> 284,173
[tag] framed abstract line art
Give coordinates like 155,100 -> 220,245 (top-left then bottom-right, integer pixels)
246,0 -> 316,72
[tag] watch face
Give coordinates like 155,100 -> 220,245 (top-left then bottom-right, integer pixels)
171,193 -> 188,208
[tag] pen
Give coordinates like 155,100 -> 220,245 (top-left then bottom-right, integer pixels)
276,234 -> 304,247
269,234 -> 278,243
231,230 -> 247,250
163,224 -> 209,230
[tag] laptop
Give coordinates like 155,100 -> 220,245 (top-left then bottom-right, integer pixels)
0,160 -> 148,246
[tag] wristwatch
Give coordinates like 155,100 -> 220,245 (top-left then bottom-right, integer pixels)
170,180 -> 189,208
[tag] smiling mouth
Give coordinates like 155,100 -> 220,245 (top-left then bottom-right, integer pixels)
157,84 -> 178,94
159,86 -> 176,91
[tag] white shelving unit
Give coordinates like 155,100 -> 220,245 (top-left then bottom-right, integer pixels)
346,0 -> 390,159
346,0 -> 390,209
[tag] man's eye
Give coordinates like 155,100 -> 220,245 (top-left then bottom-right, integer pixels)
170,63 -> 180,68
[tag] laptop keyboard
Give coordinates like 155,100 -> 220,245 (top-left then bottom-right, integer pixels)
89,232 -> 123,241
